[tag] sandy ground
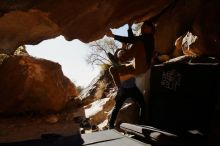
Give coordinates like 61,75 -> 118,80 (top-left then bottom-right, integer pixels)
0,107 -> 85,143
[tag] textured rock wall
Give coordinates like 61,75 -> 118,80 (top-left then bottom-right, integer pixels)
0,56 -> 77,114
0,0 -> 219,56
0,0 -> 173,52
155,0 -> 220,56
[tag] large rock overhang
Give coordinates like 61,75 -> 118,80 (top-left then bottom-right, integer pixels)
0,0 -> 219,56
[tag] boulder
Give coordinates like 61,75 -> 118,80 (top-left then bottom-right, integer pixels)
115,100 -> 140,130
0,56 -> 77,114
84,97 -> 115,125
149,56 -> 219,133
79,70 -> 114,106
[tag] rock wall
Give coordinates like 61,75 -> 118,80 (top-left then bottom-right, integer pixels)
155,0 -> 220,56
0,55 -> 77,114
79,70 -> 114,106
0,0 -> 171,52
0,0 -> 219,56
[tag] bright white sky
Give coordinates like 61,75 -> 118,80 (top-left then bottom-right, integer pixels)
26,24 -> 128,87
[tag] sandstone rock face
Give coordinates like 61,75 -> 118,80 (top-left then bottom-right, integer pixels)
0,9 -> 60,54
0,0 -> 172,52
115,101 -> 140,130
79,70 -> 114,106
0,0 -> 219,56
78,69 -> 116,129
85,97 -> 115,126
0,56 -> 77,114
155,0 -> 220,56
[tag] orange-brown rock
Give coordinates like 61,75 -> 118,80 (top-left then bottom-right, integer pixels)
79,70 -> 114,106
85,97 -> 115,126
0,0 -> 219,56
155,0 -> 220,56
0,56 -> 77,114
114,101 -> 140,130
0,0 -> 171,53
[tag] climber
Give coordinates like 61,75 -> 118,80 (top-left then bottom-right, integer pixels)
106,20 -> 156,128
107,42 -> 145,129
106,20 -> 155,89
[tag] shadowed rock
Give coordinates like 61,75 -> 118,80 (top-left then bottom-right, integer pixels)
0,56 -> 77,114
0,0 -> 219,56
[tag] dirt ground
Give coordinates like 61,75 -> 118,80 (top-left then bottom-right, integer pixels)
0,106 -> 85,143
